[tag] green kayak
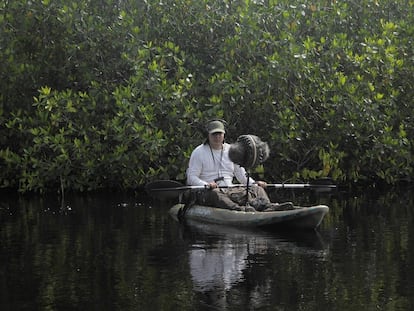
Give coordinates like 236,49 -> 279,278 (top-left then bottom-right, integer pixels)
169,204 -> 329,230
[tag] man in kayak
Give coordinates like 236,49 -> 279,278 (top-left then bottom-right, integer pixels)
186,119 -> 293,212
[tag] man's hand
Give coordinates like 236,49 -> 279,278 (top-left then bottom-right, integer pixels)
256,181 -> 267,188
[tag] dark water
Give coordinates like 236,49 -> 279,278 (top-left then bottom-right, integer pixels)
1,189 -> 413,311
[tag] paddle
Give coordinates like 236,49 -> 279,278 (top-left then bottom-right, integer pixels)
145,179 -> 336,200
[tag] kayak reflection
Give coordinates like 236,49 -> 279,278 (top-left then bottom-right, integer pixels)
181,220 -> 329,293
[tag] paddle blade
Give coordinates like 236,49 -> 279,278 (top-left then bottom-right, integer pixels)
308,178 -> 337,193
145,180 -> 186,200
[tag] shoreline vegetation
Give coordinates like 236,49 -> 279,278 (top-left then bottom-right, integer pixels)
1,0 -> 413,194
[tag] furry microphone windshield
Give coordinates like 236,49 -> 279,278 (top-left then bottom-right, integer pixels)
228,135 -> 270,168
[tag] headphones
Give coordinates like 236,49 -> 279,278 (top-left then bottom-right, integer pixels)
203,118 -> 227,145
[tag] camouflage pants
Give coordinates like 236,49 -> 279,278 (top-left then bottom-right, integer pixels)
194,186 -> 271,211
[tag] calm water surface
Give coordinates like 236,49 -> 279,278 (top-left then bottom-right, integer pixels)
1,189 -> 413,310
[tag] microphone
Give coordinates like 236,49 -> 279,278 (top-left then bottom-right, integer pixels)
229,135 -> 270,168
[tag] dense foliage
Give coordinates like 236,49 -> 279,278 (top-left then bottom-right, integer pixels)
1,0 -> 413,193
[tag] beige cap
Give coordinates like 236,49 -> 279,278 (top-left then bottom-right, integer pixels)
207,120 -> 225,134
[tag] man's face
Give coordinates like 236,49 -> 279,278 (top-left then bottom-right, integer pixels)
209,132 -> 224,148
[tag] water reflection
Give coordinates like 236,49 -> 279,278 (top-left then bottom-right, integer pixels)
177,220 -> 329,308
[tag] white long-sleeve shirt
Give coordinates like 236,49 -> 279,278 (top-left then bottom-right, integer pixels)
186,143 -> 255,187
